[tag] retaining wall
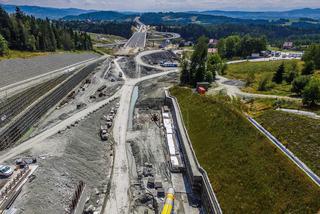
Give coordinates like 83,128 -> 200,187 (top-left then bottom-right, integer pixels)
0,58 -> 105,150
165,91 -> 222,214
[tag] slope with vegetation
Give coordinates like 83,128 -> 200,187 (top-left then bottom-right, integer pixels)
170,86 -> 320,213
256,110 -> 320,176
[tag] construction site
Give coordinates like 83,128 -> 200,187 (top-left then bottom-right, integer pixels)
0,16 -> 225,214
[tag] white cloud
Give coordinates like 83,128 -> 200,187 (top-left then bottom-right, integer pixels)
0,0 -> 319,11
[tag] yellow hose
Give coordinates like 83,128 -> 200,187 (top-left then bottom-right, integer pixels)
161,188 -> 175,214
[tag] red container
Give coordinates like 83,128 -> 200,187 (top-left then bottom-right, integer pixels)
197,86 -> 206,95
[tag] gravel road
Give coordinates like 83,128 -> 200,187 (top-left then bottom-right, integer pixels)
0,52 -> 99,88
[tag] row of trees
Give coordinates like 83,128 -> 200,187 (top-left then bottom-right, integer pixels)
0,7 -> 92,55
156,23 -> 320,49
217,35 -> 267,59
302,44 -> 320,70
259,61 -> 320,106
180,36 -> 226,86
63,21 -> 133,39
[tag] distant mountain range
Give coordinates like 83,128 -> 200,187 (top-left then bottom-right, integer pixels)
1,3 -> 320,21
0,4 -> 96,19
196,8 -> 320,20
61,11 -> 270,25
63,11 -> 133,21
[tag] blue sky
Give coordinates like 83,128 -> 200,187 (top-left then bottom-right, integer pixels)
0,0 -> 320,11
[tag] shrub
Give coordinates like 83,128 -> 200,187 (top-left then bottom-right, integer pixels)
302,78 -> 320,106
291,75 -> 310,95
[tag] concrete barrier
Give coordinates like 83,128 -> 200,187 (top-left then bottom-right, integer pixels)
164,91 -> 222,214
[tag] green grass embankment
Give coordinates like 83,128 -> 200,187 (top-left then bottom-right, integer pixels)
256,110 -> 320,176
170,86 -> 320,213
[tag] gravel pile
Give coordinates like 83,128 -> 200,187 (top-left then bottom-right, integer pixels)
141,51 -> 177,65
0,52 -> 99,88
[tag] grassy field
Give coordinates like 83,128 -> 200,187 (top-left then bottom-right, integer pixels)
88,32 -> 125,44
0,50 -> 95,61
246,97 -> 320,115
225,60 -> 303,96
256,110 -> 320,176
0,50 -> 49,60
170,86 -> 320,213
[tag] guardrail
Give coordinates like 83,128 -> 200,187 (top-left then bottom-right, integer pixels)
0,57 -> 105,150
0,57 -> 99,99
247,116 -> 320,187
165,91 -> 222,214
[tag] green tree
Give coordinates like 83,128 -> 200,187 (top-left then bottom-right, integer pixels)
0,34 -> 8,56
205,71 -> 214,83
207,53 -> 224,79
291,76 -> 310,95
285,61 -> 298,83
272,63 -> 285,84
302,78 -> 320,106
302,44 -> 320,69
301,61 -> 315,75
190,36 -> 208,85
180,53 -> 190,85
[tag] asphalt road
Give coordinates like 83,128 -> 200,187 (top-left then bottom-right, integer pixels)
0,52 -> 99,88
124,32 -> 147,49
104,57 -> 178,213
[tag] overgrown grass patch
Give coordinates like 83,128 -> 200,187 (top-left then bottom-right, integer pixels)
225,60 -> 303,96
0,50 -> 49,60
170,86 -> 320,213
256,110 -> 320,176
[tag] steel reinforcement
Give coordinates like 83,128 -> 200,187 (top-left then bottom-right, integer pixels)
0,58 -> 104,150
0,73 -> 71,128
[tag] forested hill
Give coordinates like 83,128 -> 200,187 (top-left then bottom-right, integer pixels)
0,7 -> 92,52
63,11 -> 130,21
197,8 -> 320,20
63,11 -> 267,25
0,4 -> 95,19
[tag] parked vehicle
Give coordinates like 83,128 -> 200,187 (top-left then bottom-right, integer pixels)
97,85 -> 107,92
100,129 -> 109,141
0,165 -> 13,177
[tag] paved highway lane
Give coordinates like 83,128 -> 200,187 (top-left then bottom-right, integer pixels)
124,32 -> 147,49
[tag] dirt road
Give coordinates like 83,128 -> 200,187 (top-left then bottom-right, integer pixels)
212,74 -> 301,101
104,68 -> 178,213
